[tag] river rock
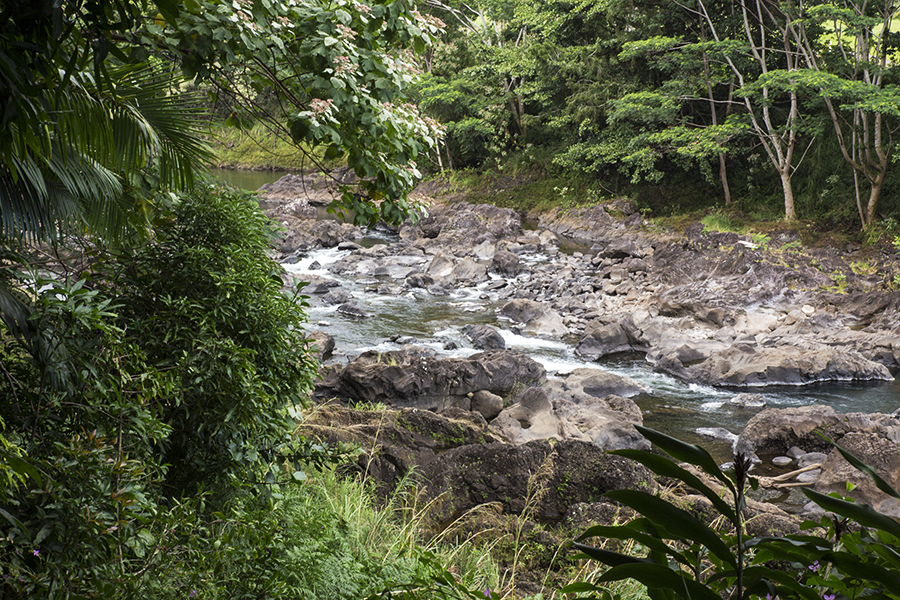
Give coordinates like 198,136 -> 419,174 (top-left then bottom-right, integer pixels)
452,257 -> 489,283
575,316 -> 647,359
405,271 -> 434,288
276,219 -> 361,254
734,406 -> 900,458
308,330 -> 335,361
471,390 -> 504,420
426,251 -> 456,280
491,388 -> 560,443
813,432 -> 900,517
422,439 -> 656,521
500,298 -> 568,337
314,349 -> 546,411
655,344 -> 893,387
797,452 -> 827,468
463,324 -> 506,350
491,249 -> 520,276
546,367 -> 651,400
403,202 -> 522,250
491,369 -> 649,450
725,393 -> 767,409
337,302 -> 369,318
321,288 -> 352,305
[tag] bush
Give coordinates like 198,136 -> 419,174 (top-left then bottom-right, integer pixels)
104,185 -> 319,493
0,185 -> 319,596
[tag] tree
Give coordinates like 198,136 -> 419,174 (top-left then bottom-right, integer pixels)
787,0 -> 900,228
143,0 -> 445,226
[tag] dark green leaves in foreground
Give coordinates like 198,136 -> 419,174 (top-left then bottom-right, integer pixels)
565,428 -> 900,600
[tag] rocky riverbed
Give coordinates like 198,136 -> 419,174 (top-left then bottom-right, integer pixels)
261,173 -> 900,537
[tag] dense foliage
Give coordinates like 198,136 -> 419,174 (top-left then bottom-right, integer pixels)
415,0 -> 900,228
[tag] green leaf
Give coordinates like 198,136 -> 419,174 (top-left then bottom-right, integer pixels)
803,488 -> 900,538
612,449 -> 737,524
596,563 -> 721,600
604,489 -> 739,569
635,426 -> 733,491
573,542 -> 656,567
828,437 -> 900,499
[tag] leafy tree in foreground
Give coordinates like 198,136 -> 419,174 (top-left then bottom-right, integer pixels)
143,0 -> 445,226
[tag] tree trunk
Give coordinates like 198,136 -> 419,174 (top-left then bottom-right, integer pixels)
781,170 -> 796,221
719,153 -> 732,206
865,167 -> 887,227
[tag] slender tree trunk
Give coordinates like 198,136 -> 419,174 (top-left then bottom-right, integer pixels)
865,166 -> 887,227
781,169 -> 796,221
718,153 -> 731,206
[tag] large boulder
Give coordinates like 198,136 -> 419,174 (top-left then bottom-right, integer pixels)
575,316 -> 648,358
490,369 -> 649,450
735,406 -> 900,458
500,298 -> 568,337
546,367 -> 651,400
422,439 -> 657,521
314,349 -> 546,410
656,344 -> 893,387
463,324 -> 506,350
308,330 -> 335,362
403,202 -> 522,250
491,250 -> 520,276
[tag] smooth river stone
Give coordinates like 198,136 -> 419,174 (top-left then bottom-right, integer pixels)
771,456 -> 793,467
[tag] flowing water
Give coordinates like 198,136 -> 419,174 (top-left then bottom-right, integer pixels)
285,235 -> 900,463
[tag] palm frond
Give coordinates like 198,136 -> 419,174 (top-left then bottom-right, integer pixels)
0,63 -> 212,245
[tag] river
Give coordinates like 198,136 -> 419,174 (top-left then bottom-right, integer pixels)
212,168 -> 900,461
284,237 -> 900,465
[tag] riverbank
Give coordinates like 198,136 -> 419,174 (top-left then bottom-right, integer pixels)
252,170 -> 900,596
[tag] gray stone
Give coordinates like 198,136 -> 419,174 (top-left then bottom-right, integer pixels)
462,324 -> 506,350
471,390 -> 504,421
771,456 -> 793,467
798,452 -> 828,468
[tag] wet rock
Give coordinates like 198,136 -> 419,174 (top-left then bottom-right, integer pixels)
405,271 -> 434,288
321,288 -> 352,305
314,349 -> 546,411
695,427 -> 738,445
463,324 -> 506,350
725,393 -> 767,409
337,302 -> 369,318
771,456 -> 793,467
